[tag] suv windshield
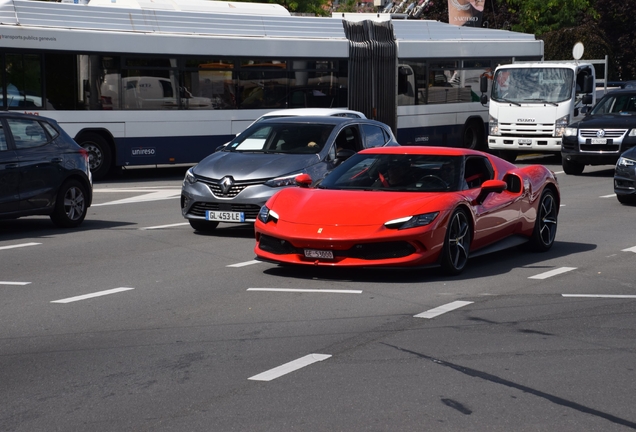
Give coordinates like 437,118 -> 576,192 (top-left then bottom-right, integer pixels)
590,93 -> 636,114
227,123 -> 335,154
492,67 -> 574,104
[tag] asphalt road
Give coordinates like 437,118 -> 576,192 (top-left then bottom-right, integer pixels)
1,156 -> 635,432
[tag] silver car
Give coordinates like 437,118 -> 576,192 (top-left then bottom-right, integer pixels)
181,116 -> 398,231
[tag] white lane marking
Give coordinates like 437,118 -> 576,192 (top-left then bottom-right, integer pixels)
248,354 -> 332,381
600,194 -> 616,198
554,170 -> 564,174
563,294 -> 636,299
93,189 -> 181,207
0,242 -> 41,251
622,246 -> 636,253
228,260 -> 261,268
140,222 -> 189,230
0,281 -> 31,285
529,267 -> 577,280
51,287 -> 134,304
414,300 -> 473,319
247,288 -> 362,294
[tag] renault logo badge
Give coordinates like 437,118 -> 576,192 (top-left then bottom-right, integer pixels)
220,176 -> 234,195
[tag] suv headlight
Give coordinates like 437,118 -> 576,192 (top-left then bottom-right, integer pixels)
629,129 -> 636,137
555,115 -> 570,137
265,173 -> 303,188
489,115 -> 499,136
563,127 -> 578,137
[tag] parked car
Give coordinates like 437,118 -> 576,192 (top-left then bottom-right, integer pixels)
561,88 -> 636,175
181,116 -> 397,232
0,113 -> 92,227
254,146 -> 560,275
614,147 -> 636,204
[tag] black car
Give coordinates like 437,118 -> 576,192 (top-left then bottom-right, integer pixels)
614,146 -> 636,204
561,89 -> 636,175
0,113 -> 92,227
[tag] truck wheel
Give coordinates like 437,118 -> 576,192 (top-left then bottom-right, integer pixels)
78,133 -> 112,181
562,158 -> 584,175
462,121 -> 484,150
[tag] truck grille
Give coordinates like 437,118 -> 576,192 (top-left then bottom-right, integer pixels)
499,122 -> 555,137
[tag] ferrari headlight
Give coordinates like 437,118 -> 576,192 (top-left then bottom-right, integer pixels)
265,173 -> 303,188
563,127 -> 578,137
385,212 -> 439,230
554,115 -> 570,137
184,167 -> 197,185
257,205 -> 279,224
617,156 -> 635,167
489,115 -> 499,136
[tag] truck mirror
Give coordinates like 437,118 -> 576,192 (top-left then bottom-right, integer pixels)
480,94 -> 489,106
582,94 -> 593,105
480,75 -> 488,93
583,75 -> 594,94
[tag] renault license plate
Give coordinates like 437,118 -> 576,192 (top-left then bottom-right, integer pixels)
206,210 -> 245,222
304,249 -> 334,259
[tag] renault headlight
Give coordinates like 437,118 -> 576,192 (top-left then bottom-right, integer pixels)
265,173 -> 303,188
385,212 -> 439,230
555,115 -> 570,137
184,167 -> 197,185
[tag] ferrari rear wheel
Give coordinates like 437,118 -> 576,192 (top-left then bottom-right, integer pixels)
441,208 -> 471,275
528,189 -> 558,252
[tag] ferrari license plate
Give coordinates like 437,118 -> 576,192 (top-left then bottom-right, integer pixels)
518,139 -> 532,145
590,138 -> 608,144
206,210 -> 245,222
304,249 -> 334,259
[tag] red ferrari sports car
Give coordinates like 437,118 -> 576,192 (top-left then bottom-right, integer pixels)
254,147 -> 559,274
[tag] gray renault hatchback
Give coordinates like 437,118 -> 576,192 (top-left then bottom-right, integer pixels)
181,116 -> 398,232
0,112 -> 92,227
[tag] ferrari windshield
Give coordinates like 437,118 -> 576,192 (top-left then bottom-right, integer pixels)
226,123 -> 335,154
319,153 -> 464,192
492,67 -> 574,104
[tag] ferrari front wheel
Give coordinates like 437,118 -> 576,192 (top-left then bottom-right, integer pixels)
528,189 -> 558,252
441,208 -> 471,275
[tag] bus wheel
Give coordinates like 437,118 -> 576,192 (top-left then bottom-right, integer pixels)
79,133 -> 112,181
462,121 -> 483,150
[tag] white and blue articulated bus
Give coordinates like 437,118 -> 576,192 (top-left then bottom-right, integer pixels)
0,0 -> 542,179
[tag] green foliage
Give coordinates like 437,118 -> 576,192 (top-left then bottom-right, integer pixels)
506,0 -> 595,34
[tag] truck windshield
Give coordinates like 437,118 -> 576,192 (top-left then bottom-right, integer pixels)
492,68 -> 574,104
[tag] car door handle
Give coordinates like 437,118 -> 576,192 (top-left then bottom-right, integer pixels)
51,157 -> 63,163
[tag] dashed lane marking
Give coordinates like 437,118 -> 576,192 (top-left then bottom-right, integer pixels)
227,260 -> 261,268
51,287 -> 134,304
248,354 -> 332,381
414,300 -> 473,319
247,288 -> 362,294
0,281 -> 31,285
140,222 -> 189,230
600,194 -> 616,198
528,267 -> 577,280
622,246 -> 636,253
0,242 -> 41,251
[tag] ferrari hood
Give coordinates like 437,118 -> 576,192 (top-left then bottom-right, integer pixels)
193,151 -> 318,181
270,188 -> 455,226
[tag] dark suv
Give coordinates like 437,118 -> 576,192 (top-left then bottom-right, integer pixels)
0,113 -> 92,227
561,89 -> 636,175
